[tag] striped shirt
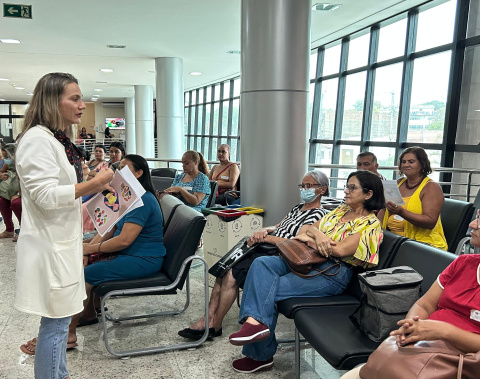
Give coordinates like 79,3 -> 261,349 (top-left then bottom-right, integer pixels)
272,204 -> 328,239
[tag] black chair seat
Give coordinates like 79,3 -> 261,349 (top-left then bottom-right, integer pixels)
94,272 -> 176,297
295,305 -> 381,370
277,294 -> 359,319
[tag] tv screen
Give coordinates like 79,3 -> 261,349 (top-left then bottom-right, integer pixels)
105,118 -> 125,130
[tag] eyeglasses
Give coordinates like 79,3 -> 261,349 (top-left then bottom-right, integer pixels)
344,184 -> 367,192
298,183 -> 322,189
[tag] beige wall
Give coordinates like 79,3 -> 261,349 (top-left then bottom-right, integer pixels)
78,102 -> 96,137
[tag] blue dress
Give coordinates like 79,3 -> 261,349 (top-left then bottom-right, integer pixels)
84,192 -> 165,286
171,172 -> 211,211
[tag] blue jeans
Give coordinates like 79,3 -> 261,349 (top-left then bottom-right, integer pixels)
239,256 -> 352,361
35,316 -> 72,379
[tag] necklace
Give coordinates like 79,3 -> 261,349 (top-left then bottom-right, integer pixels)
405,177 -> 425,190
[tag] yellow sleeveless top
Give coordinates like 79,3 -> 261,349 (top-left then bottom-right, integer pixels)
382,177 -> 448,251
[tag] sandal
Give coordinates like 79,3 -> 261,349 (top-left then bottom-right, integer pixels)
20,337 -> 78,355
0,231 -> 14,239
20,338 -> 37,355
12,234 -> 18,242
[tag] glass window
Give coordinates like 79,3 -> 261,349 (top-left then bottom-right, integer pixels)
369,146 -> 397,180
416,0 -> 457,52
337,144 -> 361,197
204,138 -> 210,160
188,136 -> 194,150
184,92 -> 190,106
407,51 -> 451,143
310,51 -> 318,80
212,103 -> 219,135
204,106 -> 211,134
0,104 -> 9,116
467,0 -> 480,37
195,137 -> 202,151
190,106 -> 196,135
184,108 -> 189,135
214,85 -> 221,101
312,143 -> 332,164
206,86 -> 212,102
424,148 -> 442,182
221,102 -> 229,135
377,18 -> 407,62
323,44 -> 341,76
316,79 -> 338,140
211,137 -> 218,159
455,46 -> 480,146
341,72 -> 367,140
370,63 -> 403,141
233,78 -> 241,97
198,88 -> 204,104
191,90 -> 197,105
347,33 -> 370,70
231,99 -> 239,135
230,139 -> 238,161
223,81 -> 231,99
196,105 -> 203,134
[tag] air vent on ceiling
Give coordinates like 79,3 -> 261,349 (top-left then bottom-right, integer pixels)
227,50 -> 241,54
96,81 -> 107,84
101,102 -> 124,108
312,3 -> 342,11
107,44 -> 126,49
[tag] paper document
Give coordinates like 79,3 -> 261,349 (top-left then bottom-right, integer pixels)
86,166 -> 146,236
383,180 -> 405,206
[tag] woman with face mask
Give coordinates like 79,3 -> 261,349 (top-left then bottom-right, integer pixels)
178,170 -> 330,341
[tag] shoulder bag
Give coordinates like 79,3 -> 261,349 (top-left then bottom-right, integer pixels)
276,239 -> 340,278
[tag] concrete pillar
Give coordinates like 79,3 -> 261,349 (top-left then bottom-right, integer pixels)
240,0 -> 311,225
134,85 -> 154,158
155,57 -> 185,166
124,97 -> 136,154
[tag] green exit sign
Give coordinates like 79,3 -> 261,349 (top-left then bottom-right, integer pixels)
3,3 -> 32,19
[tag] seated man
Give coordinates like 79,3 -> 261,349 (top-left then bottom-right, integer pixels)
178,170 -> 330,340
356,151 -> 386,180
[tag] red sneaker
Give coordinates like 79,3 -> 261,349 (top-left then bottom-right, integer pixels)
229,322 -> 270,346
232,357 -> 274,373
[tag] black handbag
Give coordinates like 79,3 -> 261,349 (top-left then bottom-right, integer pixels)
208,237 -> 257,278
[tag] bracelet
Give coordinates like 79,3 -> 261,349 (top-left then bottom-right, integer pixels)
98,241 -> 103,253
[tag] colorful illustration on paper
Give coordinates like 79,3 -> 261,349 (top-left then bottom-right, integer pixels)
94,207 -> 108,226
104,190 -> 120,212
120,183 -> 132,201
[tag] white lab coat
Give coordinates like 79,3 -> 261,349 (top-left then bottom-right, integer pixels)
14,125 -> 86,318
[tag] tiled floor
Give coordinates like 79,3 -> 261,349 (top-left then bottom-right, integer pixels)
0,221 -> 347,378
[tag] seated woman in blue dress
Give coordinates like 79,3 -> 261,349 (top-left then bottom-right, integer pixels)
20,154 -> 166,355
163,150 -> 211,212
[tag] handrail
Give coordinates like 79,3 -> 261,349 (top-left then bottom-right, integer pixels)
144,158 -> 480,202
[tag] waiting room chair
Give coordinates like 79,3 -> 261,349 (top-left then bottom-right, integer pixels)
151,167 -> 177,178
159,194 -> 184,233
152,176 -> 174,192
294,240 -> 456,374
206,180 -> 218,208
440,198 -> 473,253
92,205 -> 208,358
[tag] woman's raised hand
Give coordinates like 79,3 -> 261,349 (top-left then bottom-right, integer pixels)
93,168 -> 114,192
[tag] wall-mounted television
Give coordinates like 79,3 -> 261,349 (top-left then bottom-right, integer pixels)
105,118 -> 125,130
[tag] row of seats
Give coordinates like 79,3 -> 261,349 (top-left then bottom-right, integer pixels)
92,196 -> 208,357
277,231 -> 458,378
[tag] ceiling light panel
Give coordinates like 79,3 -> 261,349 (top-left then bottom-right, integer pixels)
189,72 -> 202,76
100,68 -> 114,73
107,44 -> 126,49
312,3 -> 342,11
0,39 -> 21,44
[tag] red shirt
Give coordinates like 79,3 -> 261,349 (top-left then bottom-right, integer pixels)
429,254 -> 480,334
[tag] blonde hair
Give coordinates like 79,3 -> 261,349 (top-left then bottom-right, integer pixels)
19,72 -> 79,140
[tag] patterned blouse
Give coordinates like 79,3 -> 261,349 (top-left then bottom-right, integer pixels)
172,172 -> 211,211
273,204 -> 328,239
317,204 -> 383,268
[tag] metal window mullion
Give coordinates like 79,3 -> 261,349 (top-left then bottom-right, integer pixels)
309,47 -> 324,164
361,26 -> 379,151
193,89 -> 200,151
200,87 -> 208,157
226,79 -> 234,147
395,10 -> 418,164
207,86 -> 215,160
332,38 -> 349,193
187,91 -> 193,150
218,83 -> 224,141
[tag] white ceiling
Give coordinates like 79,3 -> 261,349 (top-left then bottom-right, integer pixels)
0,0 -> 427,102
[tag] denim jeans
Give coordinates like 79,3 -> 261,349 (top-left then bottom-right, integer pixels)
35,316 -> 72,379
239,256 -> 352,361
